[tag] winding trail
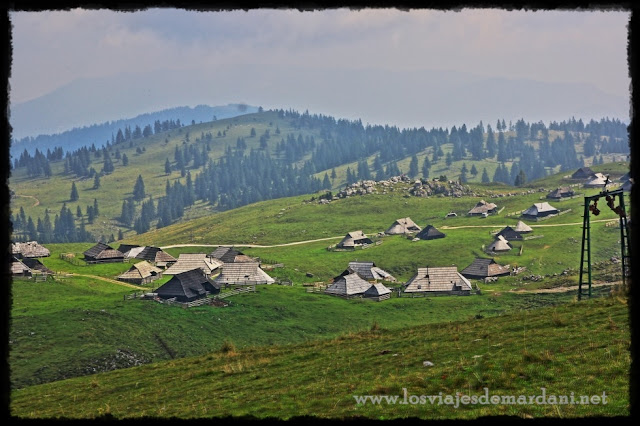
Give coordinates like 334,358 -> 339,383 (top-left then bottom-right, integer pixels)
14,194 -> 40,207
160,236 -> 344,250
70,273 -> 146,290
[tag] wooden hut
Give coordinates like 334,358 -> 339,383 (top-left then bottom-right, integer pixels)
21,258 -> 54,275
521,202 -> 558,221
403,267 -> 472,295
546,187 -> 575,201
487,235 -> 512,253
336,231 -> 373,249
496,226 -> 523,241
118,244 -> 141,258
213,262 -> 275,286
83,242 -> 125,263
416,225 -> 446,240
363,283 -> 392,301
467,200 -> 498,216
154,269 -> 220,303
11,256 -> 31,277
12,241 -> 50,258
571,167 -> 595,179
163,253 -> 222,277
325,271 -> 372,298
118,261 -> 163,285
583,173 -> 611,188
135,246 -> 177,268
339,261 -> 396,282
208,246 -> 255,263
514,220 -> 533,234
461,258 -> 511,280
621,178 -> 633,193
385,217 -> 421,235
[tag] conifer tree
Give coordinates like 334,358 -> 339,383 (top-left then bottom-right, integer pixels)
133,175 -> 146,201
70,182 -> 79,201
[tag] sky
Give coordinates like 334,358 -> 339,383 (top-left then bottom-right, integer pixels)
8,8 -> 631,134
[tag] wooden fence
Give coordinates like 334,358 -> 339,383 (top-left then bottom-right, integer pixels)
217,286 -> 257,299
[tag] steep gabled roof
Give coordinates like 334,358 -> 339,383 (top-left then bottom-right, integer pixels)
571,167 -> 595,179
84,242 -> 124,259
11,241 -> 50,258
21,258 -> 54,274
343,261 -> 396,282
487,235 -> 512,252
213,262 -> 275,285
461,258 -> 510,279
546,187 -> 575,199
125,246 -> 146,259
164,253 -> 222,275
118,244 -> 141,257
468,200 -> 498,215
404,267 -> 472,293
514,221 -> 533,233
337,231 -> 373,248
416,225 -> 445,240
522,202 -> 558,217
118,261 -> 163,280
325,272 -> 372,296
385,217 -> 421,234
208,246 -> 251,263
11,256 -> 31,275
155,269 -> 218,300
364,283 -> 392,297
584,173 -> 610,187
497,226 -> 523,241
136,246 -> 177,264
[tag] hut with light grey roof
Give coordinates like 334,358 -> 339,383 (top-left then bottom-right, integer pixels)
385,217 -> 421,235
213,262 -> 275,286
403,266 -> 472,296
163,253 -> 222,277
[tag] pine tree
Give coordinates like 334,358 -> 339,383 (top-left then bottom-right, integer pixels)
445,152 -> 453,167
470,164 -> 478,176
421,156 -> 430,178
514,169 -> 527,187
118,229 -> 124,240
70,182 -> 79,201
93,174 -> 101,189
133,175 -> 146,201
459,169 -> 468,183
323,173 -> 331,189
331,168 -> 337,179
93,198 -> 99,216
165,158 -> 171,175
122,153 -> 129,166
76,205 -> 82,218
481,168 -> 490,183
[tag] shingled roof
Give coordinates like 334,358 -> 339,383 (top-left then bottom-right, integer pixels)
416,225 -> 446,240
12,241 -> 50,258
546,187 -> 575,200
337,231 -> 373,248
83,242 -> 124,261
208,246 -> 255,263
487,235 -> 512,252
21,258 -> 54,275
164,253 -> 222,275
584,173 -> 610,188
522,202 -> 558,218
468,200 -> 498,215
154,269 -> 220,302
136,246 -> 177,264
461,258 -> 511,280
118,261 -> 163,281
11,256 -> 31,275
213,262 -> 275,285
340,261 -> 396,282
403,267 -> 472,293
363,282 -> 392,297
325,272 -> 372,297
118,244 -> 141,257
496,226 -> 523,241
571,167 -> 595,179
385,217 -> 422,234
514,220 -> 533,233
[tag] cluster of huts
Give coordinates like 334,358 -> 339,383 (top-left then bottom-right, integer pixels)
336,217 -> 446,249
571,167 -> 632,191
11,241 -> 53,278
485,220 -> 533,253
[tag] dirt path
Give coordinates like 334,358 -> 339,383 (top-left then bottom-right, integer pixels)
70,273 -> 146,290
440,219 -> 615,230
14,194 -> 40,207
161,235 -> 344,250
507,281 -> 620,294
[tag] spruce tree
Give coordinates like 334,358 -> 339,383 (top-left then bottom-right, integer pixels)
470,164 -> 478,176
93,174 -> 101,189
165,158 -> 171,175
133,175 -> 146,201
323,173 -> 331,189
408,155 -> 419,178
481,168 -> 490,183
70,182 -> 79,201
122,153 -> 129,166
118,229 -> 124,240
76,205 -> 82,218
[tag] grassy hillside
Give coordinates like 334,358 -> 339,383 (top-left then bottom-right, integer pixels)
11,296 -> 629,419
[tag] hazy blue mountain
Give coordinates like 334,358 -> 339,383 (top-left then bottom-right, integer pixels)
10,104 -> 258,155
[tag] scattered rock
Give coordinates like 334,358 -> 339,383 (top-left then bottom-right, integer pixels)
378,350 -> 391,355
423,361 -> 434,367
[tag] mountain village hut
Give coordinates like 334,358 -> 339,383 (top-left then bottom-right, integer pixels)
336,231 -> 374,249
403,267 -> 472,296
496,226 -> 523,241
154,269 -> 220,303
385,217 -> 422,234
514,221 -> 533,234
325,271 -> 374,298
461,258 -> 511,280
583,173 -> 611,189
213,262 -> 275,287
118,261 -> 163,285
11,256 -> 31,277
21,258 -> 54,275
546,187 -> 575,200
521,202 -> 559,221
83,242 -> 125,263
12,241 -> 50,258
416,225 -> 446,240
339,261 -> 397,282
363,283 -> 392,301
118,244 -> 142,258
467,200 -> 498,216
163,253 -> 222,277
571,167 -> 595,179
621,178 -> 633,193
486,235 -> 512,253
135,246 -> 177,268
208,246 -> 255,263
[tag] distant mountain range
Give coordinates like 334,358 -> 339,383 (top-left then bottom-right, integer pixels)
10,104 -> 259,155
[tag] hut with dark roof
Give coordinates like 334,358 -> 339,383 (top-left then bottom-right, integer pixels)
546,187 -> 575,200
461,258 -> 511,280
403,267 -> 472,295
164,253 -> 222,277
385,217 -> 421,235
213,262 -> 275,286
118,244 -> 141,257
363,283 -> 392,301
416,225 -> 446,240
11,256 -> 31,277
135,246 -> 177,268
521,202 -> 558,221
496,226 -> 523,241
21,258 -> 54,275
12,241 -> 50,258
208,246 -> 255,263
118,261 -> 163,285
154,269 -> 220,303
339,261 -> 396,282
325,271 -> 373,298
83,242 -> 125,263
467,200 -> 498,216
571,167 -> 595,179
336,231 -> 373,249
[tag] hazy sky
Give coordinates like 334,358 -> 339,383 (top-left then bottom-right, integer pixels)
9,8 -> 631,131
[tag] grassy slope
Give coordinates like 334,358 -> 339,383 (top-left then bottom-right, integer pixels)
11,296 -> 629,419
